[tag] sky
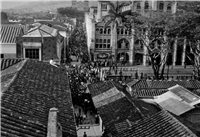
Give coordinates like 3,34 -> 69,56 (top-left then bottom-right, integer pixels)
1,0 -> 84,10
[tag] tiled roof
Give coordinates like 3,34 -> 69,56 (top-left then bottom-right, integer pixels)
133,89 -> 168,97
1,60 -> 77,137
116,110 -> 197,137
98,97 -> 143,136
1,107 -> 47,137
88,81 -> 115,97
1,59 -> 24,71
23,24 -> 57,37
0,24 -> 29,43
132,80 -> 200,89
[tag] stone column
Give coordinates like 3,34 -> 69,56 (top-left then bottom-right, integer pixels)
172,0 -> 177,14
97,0 -> 102,21
173,36 -> 178,66
182,37 -> 187,66
143,30 -> 148,66
111,23 -> 117,62
129,27 -> 135,65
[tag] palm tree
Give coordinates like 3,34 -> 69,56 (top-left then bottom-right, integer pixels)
103,1 -> 140,65
102,1 -> 128,65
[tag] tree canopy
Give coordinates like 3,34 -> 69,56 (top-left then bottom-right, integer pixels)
57,7 -> 85,22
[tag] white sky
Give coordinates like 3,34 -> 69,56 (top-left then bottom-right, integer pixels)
0,0 -> 50,10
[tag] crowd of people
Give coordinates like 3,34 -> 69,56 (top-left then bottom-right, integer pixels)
67,62 -> 102,127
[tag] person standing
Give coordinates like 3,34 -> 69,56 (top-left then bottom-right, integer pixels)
83,132 -> 87,137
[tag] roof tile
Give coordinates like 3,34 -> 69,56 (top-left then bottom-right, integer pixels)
116,110 -> 197,137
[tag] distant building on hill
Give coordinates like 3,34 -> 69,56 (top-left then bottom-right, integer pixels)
71,0 -> 89,11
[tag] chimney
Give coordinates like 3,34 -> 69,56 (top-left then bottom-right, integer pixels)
97,0 -> 102,22
47,108 -> 62,137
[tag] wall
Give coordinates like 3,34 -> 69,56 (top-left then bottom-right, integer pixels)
1,43 -> 16,58
16,37 -> 58,61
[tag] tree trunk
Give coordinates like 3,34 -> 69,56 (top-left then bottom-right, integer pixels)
160,63 -> 166,80
143,30 -> 149,66
173,36 -> 178,66
182,37 -> 187,66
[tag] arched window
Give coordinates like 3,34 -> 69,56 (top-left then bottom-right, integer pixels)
159,2 -> 164,10
137,3 -> 141,9
96,28 -> 99,33
145,1 -> 149,9
104,28 -> 107,34
167,4 -> 171,11
107,28 -> 111,34
121,28 -> 124,35
100,28 -> 103,34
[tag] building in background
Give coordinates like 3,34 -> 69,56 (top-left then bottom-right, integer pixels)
72,0 -> 89,11
85,0 -> 193,66
0,24 -> 30,58
16,24 -> 64,61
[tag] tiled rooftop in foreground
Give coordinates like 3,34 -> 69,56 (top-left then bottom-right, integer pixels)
116,110 -> 197,137
1,59 -> 77,137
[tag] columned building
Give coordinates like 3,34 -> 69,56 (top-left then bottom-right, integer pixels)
85,0 -> 194,66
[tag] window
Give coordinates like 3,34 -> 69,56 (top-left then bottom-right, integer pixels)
100,28 -> 103,34
107,28 -> 111,34
25,49 -> 39,59
145,1 -> 149,9
121,29 -> 124,35
96,28 -> 99,33
137,3 -> 141,9
95,44 -> 99,48
94,9 -> 97,13
101,3 -> 107,10
159,2 -> 164,10
117,28 -> 120,34
167,4 -> 171,11
1,54 -> 4,58
95,38 -> 111,49
104,29 -> 107,34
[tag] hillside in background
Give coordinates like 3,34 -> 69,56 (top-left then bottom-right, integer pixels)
5,0 -> 200,13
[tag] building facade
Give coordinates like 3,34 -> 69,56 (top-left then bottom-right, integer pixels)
16,24 -> 64,61
0,24 -> 30,59
85,0 -> 195,66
